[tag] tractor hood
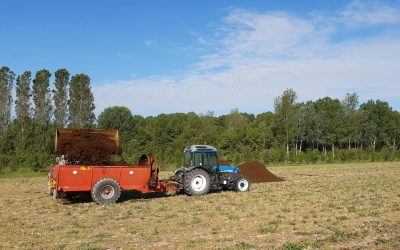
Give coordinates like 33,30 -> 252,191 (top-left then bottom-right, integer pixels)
218,165 -> 240,173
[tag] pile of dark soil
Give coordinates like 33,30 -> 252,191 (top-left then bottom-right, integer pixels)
218,160 -> 231,166
238,160 -> 284,183
56,129 -> 122,166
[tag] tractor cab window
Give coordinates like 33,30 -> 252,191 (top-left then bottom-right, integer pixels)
194,152 -> 203,166
184,151 -> 191,167
193,152 -> 217,167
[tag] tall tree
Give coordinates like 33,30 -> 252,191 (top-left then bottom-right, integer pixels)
295,103 -> 307,154
53,69 -> 70,128
0,66 -> 15,152
254,112 -> 276,150
341,93 -> 360,149
14,71 -> 33,151
302,101 -> 322,150
68,74 -> 96,128
274,88 -> 298,155
15,71 -> 32,120
314,97 -> 343,157
32,69 -> 53,152
32,69 -> 52,124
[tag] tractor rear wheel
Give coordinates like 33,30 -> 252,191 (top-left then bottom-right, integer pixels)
235,176 -> 250,192
183,169 -> 210,196
91,178 -> 121,204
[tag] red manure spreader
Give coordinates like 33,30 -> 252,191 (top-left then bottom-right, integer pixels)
48,128 -> 176,204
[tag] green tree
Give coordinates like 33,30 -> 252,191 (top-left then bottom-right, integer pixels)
68,74 -> 96,128
314,97 -> 343,158
197,111 -> 220,146
0,66 -> 15,152
53,69 -> 70,128
388,111 -> 400,150
33,69 -> 52,124
274,89 -> 298,155
220,109 -> 256,163
359,100 -> 392,150
254,112 -> 276,150
32,69 -> 53,152
341,93 -> 361,149
14,71 -> 33,151
98,106 -> 135,143
301,101 -> 322,150
295,103 -> 307,154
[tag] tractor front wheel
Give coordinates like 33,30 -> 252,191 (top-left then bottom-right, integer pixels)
183,169 -> 210,196
91,178 -> 121,204
235,176 -> 250,192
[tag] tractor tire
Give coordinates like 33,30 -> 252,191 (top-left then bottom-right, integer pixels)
91,178 -> 121,204
183,168 -> 210,196
235,176 -> 250,192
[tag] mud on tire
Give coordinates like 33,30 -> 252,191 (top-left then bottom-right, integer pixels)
183,168 -> 210,196
91,178 -> 121,204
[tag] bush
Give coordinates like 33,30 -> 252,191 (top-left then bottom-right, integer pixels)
262,148 -> 286,164
304,150 -> 320,163
337,149 -> 357,162
1,151 -> 53,173
0,155 -> 12,173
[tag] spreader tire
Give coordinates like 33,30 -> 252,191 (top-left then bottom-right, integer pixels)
235,176 -> 250,192
48,186 -> 53,196
52,190 -> 60,199
183,169 -> 210,196
91,178 -> 121,204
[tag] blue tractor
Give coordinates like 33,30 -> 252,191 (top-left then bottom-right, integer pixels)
172,145 -> 250,195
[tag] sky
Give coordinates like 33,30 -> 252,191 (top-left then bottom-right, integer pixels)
1,0 -> 400,116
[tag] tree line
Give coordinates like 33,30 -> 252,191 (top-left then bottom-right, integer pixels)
0,66 -> 95,171
1,64 -> 400,172
97,90 -> 400,169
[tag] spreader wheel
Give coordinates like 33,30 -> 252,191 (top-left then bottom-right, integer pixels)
91,178 -> 121,204
52,190 -> 60,199
48,186 -> 53,196
235,176 -> 250,192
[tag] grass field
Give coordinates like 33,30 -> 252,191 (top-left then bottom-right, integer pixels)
0,162 -> 399,249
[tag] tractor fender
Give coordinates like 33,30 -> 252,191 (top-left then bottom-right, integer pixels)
182,166 -> 211,174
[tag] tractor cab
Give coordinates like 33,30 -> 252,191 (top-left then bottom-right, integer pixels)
183,145 -> 218,167
183,145 -> 220,185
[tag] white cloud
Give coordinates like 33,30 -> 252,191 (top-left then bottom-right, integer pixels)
94,1 -> 400,116
339,0 -> 400,26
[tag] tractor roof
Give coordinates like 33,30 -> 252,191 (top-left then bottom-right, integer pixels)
184,145 -> 217,153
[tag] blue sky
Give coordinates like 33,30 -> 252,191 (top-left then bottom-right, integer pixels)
1,0 -> 400,115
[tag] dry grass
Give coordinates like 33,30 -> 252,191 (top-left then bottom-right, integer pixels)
0,162 -> 400,249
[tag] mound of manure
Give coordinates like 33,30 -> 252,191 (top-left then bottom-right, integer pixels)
238,160 -> 284,183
